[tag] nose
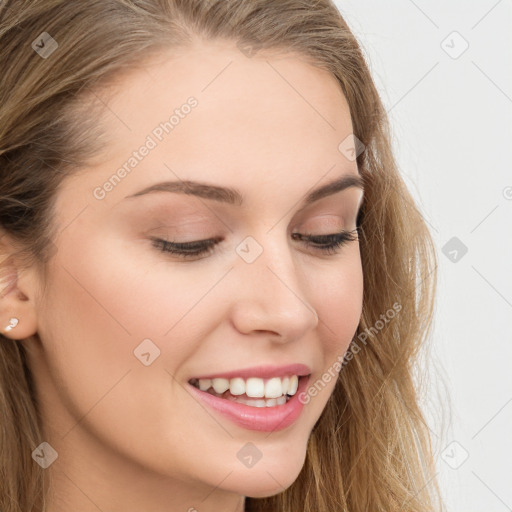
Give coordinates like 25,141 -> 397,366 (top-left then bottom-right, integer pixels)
228,234 -> 319,342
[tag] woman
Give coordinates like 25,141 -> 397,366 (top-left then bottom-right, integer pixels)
0,1 -> 444,510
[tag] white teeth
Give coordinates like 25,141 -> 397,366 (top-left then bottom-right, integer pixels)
211,378 -> 230,394
199,378 -> 212,391
288,375 -> 299,395
225,395 -> 290,408
229,377 -> 245,396
195,374 -> 302,398
264,377 -> 284,398
248,399 -> 266,407
246,377 -> 265,398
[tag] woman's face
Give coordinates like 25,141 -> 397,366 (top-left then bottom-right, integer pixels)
22,40 -> 364,510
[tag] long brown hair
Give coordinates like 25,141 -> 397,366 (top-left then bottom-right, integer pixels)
0,1 -> 445,510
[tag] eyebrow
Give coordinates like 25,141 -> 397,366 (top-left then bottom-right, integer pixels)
124,173 -> 364,208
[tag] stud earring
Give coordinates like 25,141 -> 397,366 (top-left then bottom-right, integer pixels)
4,317 -> 19,332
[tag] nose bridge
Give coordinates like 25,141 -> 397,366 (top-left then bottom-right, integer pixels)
229,230 -> 319,339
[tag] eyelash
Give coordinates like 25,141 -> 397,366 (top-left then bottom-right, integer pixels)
150,228 -> 359,259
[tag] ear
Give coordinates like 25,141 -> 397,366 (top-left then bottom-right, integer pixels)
0,232 -> 39,341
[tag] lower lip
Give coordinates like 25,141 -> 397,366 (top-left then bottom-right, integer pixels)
186,375 -> 310,432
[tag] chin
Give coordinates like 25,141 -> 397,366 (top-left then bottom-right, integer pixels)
236,460 -> 305,498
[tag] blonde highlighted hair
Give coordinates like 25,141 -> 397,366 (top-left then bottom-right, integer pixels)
0,1 -> 444,510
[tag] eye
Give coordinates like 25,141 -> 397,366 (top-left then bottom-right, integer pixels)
291,228 -> 359,255
150,228 -> 359,260
150,236 -> 222,260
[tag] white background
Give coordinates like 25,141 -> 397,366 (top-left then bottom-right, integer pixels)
334,1 -> 512,511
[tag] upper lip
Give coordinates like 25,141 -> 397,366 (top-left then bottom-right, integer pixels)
189,364 -> 312,382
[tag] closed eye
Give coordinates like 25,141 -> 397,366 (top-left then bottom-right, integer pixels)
150,228 -> 359,260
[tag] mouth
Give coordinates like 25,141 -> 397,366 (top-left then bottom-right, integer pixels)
186,373 -> 312,432
188,374 -> 310,408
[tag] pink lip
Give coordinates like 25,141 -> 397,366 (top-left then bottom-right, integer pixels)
189,363 -> 311,381
187,374 -> 310,432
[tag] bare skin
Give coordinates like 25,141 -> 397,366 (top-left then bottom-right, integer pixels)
0,39 -> 364,511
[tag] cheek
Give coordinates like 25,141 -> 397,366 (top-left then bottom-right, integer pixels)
37,232 -> 226,471
52,229 -> 220,343
39,228 -> 229,434
292,247 -> 362,409
311,248 -> 363,361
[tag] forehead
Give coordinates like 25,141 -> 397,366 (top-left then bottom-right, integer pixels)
62,40 -> 358,213
96,40 -> 352,147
